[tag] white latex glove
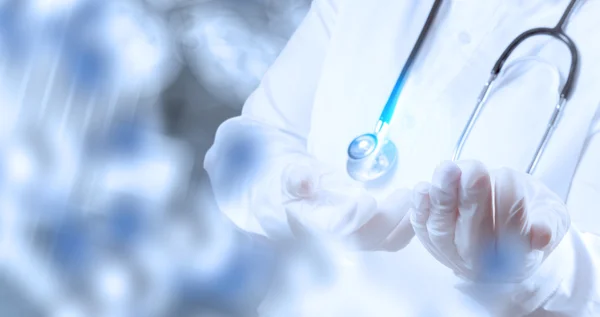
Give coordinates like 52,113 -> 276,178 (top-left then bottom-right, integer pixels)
281,163 -> 414,251
411,160 -> 570,283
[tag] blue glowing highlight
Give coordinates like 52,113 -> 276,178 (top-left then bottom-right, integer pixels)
379,69 -> 410,124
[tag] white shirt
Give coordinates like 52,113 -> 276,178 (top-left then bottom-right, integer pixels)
205,0 -> 600,315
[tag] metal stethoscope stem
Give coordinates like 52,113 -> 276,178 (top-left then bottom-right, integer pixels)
451,76 -> 569,175
452,0 -> 579,175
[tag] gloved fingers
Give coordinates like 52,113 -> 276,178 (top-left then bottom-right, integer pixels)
284,196 -> 352,240
490,167 -> 537,274
505,196 -> 528,235
326,189 -> 378,236
282,164 -> 416,251
411,182 -> 454,268
454,160 -> 495,267
354,188 -> 414,251
306,188 -> 374,236
379,213 -> 414,251
296,185 -> 388,251
487,167 -> 570,282
492,168 -> 570,250
427,161 -> 464,266
285,206 -> 315,238
492,168 -> 528,233
342,188 -> 413,251
284,195 -> 331,239
283,162 -> 370,229
410,182 -> 432,245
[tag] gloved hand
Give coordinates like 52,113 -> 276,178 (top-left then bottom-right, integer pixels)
281,162 -> 414,251
410,160 -> 570,283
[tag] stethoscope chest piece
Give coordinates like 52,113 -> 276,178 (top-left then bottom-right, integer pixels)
345,0 -> 443,183
346,133 -> 398,183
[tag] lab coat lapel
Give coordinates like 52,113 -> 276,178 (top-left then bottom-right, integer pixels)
307,0 -> 436,175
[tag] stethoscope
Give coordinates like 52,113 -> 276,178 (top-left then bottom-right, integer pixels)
346,0 -> 581,183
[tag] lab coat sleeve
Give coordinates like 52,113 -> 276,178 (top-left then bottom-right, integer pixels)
457,113 -> 600,316
204,0 -> 341,238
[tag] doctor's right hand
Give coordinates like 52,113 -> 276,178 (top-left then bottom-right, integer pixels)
280,163 -> 415,252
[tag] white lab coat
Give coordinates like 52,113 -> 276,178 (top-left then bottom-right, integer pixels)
205,0 -> 600,315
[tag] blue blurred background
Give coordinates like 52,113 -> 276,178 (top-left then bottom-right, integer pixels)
0,0 -> 319,316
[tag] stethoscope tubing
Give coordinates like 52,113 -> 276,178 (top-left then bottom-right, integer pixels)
378,0 -> 444,128
348,0 -> 582,182
452,0 -> 580,174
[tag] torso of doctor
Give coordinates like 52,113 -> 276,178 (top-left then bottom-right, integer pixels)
204,0 -> 600,316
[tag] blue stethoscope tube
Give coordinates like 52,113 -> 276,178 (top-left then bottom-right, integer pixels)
347,0 -> 581,183
346,0 -> 444,182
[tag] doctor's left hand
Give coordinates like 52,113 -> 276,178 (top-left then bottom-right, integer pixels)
411,160 -> 570,283
282,163 -> 415,252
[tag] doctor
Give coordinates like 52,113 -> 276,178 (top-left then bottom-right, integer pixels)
205,0 -> 600,315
